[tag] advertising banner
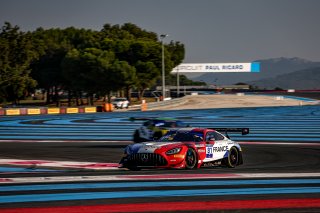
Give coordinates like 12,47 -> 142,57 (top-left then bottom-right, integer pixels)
171,62 -> 260,73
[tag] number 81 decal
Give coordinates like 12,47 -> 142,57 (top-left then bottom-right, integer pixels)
206,147 -> 213,158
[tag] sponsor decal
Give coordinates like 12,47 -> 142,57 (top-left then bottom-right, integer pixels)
47,108 -> 60,114
171,63 -> 260,73
66,108 -> 79,114
84,107 -> 96,113
27,108 -> 41,115
6,109 -> 20,116
213,146 -> 229,152
206,146 -> 229,158
206,147 -> 213,158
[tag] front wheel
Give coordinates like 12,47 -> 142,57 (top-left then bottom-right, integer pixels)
185,148 -> 197,169
225,147 -> 239,168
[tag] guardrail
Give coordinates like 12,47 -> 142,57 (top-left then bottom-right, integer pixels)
142,97 -> 186,111
126,97 -> 186,111
0,97 -> 188,115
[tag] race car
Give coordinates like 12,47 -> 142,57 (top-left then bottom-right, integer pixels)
119,127 -> 249,170
131,117 -> 190,143
112,98 -> 130,109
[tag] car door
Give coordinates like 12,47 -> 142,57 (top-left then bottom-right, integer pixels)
139,121 -> 154,140
212,131 -> 229,161
204,131 -> 228,162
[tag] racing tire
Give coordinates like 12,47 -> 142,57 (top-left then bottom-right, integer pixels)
185,148 -> 198,169
225,146 -> 239,168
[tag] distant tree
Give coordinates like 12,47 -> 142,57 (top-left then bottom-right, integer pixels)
274,87 -> 284,91
111,60 -> 137,101
166,74 -> 207,86
135,61 -> 159,99
99,23 -> 186,100
167,41 -> 185,67
62,48 -> 135,104
31,27 -> 100,105
121,23 -> 158,41
235,82 -> 248,85
0,22 -> 38,104
0,22 -> 187,105
248,84 -> 260,90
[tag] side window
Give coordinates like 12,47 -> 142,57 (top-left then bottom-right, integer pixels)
214,132 -> 225,140
206,132 -> 215,142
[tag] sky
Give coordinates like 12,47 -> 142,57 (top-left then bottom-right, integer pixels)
1,0 -> 320,63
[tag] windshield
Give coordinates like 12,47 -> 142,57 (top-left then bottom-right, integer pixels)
159,131 -> 204,142
154,120 -> 189,128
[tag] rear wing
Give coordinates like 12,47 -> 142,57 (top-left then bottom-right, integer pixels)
129,117 -> 155,121
210,128 -> 249,136
129,117 -> 176,122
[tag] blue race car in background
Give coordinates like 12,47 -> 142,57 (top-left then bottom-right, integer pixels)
130,117 -> 190,143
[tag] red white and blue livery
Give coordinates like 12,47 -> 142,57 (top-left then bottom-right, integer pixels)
119,127 -> 249,170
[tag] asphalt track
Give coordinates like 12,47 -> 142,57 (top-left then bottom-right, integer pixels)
0,105 -> 320,212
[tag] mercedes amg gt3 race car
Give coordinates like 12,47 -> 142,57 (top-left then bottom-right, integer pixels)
119,127 -> 249,170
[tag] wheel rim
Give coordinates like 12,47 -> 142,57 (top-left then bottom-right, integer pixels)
186,149 -> 196,167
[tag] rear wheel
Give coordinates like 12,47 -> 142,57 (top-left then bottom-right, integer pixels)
225,147 -> 239,168
185,148 -> 197,169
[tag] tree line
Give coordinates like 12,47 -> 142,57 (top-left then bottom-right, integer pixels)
0,22 -> 205,106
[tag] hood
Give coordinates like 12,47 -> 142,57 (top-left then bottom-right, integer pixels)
127,142 -> 182,154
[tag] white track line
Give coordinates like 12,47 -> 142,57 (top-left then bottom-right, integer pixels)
0,158 -> 119,170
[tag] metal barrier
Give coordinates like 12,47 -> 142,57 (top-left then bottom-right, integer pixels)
143,97 -> 187,111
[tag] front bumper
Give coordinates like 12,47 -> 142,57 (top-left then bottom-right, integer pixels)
122,153 -> 167,168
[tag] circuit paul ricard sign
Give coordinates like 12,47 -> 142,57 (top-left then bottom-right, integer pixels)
171,62 -> 260,73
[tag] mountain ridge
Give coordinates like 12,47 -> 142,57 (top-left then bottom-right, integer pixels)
188,57 -> 320,88
247,66 -> 320,89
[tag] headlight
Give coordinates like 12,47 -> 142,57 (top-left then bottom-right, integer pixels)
166,147 -> 181,155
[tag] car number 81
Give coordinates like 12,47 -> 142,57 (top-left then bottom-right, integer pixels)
206,147 -> 213,158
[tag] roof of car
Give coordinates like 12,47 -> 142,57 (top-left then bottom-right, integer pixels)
173,127 -> 211,132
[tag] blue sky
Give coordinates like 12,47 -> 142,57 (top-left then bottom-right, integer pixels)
1,0 -> 320,63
